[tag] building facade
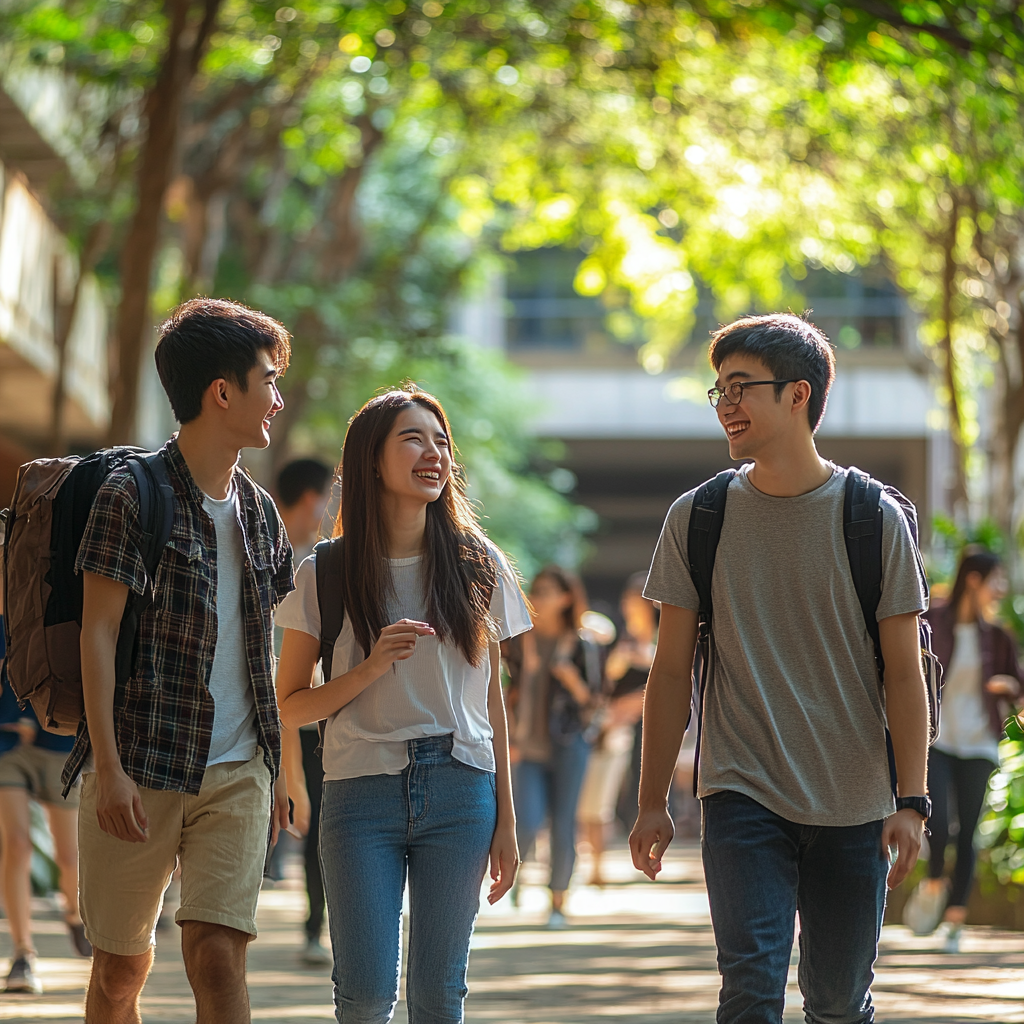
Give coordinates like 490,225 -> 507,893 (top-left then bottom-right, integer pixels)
468,251 -> 945,609
0,83 -> 109,501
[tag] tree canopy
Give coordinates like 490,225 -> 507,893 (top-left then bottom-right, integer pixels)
5,0 -> 1024,551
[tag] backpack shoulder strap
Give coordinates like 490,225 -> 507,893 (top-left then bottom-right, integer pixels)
314,537 -> 345,674
687,469 -> 737,634
685,468 -> 736,798
313,536 -> 345,757
843,467 -> 884,668
127,452 -> 175,585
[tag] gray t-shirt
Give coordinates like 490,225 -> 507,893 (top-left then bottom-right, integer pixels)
644,464 -> 928,827
203,486 -> 258,765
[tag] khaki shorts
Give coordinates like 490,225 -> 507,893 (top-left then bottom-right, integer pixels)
78,750 -> 271,955
0,744 -> 79,807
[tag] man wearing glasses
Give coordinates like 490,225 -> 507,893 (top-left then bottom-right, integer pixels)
630,313 -> 930,1024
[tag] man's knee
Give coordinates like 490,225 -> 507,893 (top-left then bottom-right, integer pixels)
181,922 -> 248,990
90,948 -> 152,1005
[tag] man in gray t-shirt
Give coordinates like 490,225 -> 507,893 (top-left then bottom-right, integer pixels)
629,314 -> 931,1024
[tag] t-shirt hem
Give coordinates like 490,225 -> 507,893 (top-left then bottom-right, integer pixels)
698,781 -> 895,828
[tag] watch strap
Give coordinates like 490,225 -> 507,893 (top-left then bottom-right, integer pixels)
895,795 -> 932,820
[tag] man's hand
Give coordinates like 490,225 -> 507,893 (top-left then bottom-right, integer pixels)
95,767 -> 149,843
881,807 -> 924,889
289,780 -> 312,836
487,817 -> 520,905
271,772 -> 293,846
629,806 -> 675,880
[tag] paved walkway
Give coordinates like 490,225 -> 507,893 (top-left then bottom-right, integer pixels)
1,840 -> 1021,1022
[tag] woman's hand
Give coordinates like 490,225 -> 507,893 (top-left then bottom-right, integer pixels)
986,673 -> 1018,696
550,659 -> 592,706
608,690 -> 645,728
366,619 -> 435,676
487,816 -> 519,904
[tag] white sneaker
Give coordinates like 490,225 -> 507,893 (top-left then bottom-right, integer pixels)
902,880 -> 947,936
941,922 -> 963,954
302,938 -> 332,966
546,909 -> 567,930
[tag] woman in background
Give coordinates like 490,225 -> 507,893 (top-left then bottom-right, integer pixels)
505,566 -> 602,928
905,547 -> 1021,952
577,572 -> 654,886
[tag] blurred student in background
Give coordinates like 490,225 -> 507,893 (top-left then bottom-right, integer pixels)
273,458 -> 333,966
505,566 -> 603,928
577,572 -> 653,886
0,542 -> 90,997
904,548 -> 1022,952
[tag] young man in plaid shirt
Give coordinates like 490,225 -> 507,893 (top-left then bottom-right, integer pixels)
73,299 -> 295,1024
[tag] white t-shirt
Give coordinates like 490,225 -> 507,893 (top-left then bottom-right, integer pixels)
203,486 -> 258,765
274,540 -> 532,780
934,623 -> 999,762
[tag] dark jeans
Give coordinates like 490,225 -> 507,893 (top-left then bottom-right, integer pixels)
513,732 -> 591,892
702,791 -> 888,1024
927,748 -> 996,908
301,728 -> 327,942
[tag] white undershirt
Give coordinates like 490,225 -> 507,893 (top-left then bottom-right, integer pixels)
203,485 -> 258,766
934,622 -> 999,762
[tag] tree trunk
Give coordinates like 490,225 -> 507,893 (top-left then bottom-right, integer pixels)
939,205 -> 970,517
107,0 -> 222,444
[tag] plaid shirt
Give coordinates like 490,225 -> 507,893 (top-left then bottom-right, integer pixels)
64,438 -> 294,794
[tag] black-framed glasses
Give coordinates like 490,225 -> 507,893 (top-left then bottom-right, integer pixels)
707,380 -> 799,408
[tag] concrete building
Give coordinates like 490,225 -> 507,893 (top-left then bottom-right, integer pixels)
462,250 -> 946,608
0,83 -> 109,501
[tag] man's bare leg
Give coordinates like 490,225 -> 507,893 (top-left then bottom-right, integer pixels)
85,948 -> 153,1024
181,921 -> 250,1024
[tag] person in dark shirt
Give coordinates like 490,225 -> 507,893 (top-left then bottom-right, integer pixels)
577,572 -> 654,885
505,566 -> 603,928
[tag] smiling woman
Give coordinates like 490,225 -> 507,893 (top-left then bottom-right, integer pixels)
273,385 -> 531,1024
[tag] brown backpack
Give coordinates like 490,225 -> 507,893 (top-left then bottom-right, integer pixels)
0,448 -> 173,734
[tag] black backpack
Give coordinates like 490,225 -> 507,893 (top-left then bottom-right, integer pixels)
312,536 -> 346,752
2,448 -> 174,733
685,465 -> 942,797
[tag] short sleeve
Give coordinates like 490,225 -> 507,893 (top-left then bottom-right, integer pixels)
274,554 -> 320,639
486,543 -> 532,642
75,470 -> 148,596
643,492 -> 700,611
876,495 -> 929,621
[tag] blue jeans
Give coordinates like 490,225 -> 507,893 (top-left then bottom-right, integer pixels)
701,791 -> 888,1024
513,731 -> 590,891
319,735 -> 496,1024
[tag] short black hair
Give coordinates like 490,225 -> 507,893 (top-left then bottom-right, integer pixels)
155,298 -> 292,424
707,313 -> 835,431
276,458 -> 332,508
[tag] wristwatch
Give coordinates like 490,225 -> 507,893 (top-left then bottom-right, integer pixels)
895,795 -> 932,820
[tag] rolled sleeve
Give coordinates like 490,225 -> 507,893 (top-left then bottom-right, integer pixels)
75,471 -> 148,596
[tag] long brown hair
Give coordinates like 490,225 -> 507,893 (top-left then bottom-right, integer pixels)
530,565 -> 588,634
332,387 -> 497,666
948,547 -> 1001,614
